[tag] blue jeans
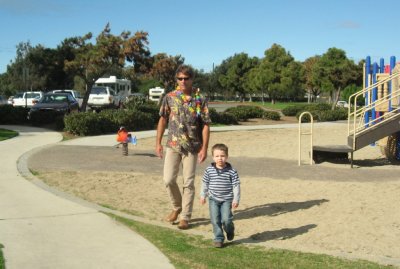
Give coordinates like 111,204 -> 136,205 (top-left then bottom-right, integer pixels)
209,197 -> 234,243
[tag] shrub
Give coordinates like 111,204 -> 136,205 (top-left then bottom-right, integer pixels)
209,108 -> 238,125
281,104 -> 307,116
64,109 -> 157,136
124,96 -> 148,110
225,105 -> 264,121
305,103 -> 331,111
296,108 -> 348,122
134,103 -> 160,124
319,108 -> 348,121
64,112 -> 100,136
0,105 -> 30,124
29,111 -> 62,126
263,111 -> 281,121
296,111 -> 320,122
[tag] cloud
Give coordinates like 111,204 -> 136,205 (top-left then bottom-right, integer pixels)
338,20 -> 361,29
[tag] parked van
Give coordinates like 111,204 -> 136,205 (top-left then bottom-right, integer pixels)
149,87 -> 165,102
88,86 -> 121,111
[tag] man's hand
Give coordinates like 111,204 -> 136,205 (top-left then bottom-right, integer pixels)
156,117 -> 167,159
232,202 -> 239,209
197,147 -> 207,163
200,197 -> 206,205
156,144 -> 163,159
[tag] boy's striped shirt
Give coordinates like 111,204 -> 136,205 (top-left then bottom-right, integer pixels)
201,162 -> 240,203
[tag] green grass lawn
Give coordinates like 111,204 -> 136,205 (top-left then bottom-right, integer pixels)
0,244 -> 4,269
255,101 -> 308,110
107,213 -> 390,269
0,128 -> 18,141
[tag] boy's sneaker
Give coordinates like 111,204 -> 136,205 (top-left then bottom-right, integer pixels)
213,241 -> 223,248
226,231 -> 235,241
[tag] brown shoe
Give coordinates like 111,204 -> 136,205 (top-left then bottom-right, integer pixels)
165,209 -> 181,223
177,219 -> 189,230
213,241 -> 223,248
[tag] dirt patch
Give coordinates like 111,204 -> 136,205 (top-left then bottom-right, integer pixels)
28,123 -> 400,266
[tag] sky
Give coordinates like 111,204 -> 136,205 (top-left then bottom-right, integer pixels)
1,0 -> 399,74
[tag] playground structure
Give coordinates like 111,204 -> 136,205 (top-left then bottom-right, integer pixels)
310,55 -> 400,167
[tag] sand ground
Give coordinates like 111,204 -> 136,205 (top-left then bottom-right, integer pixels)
28,120 -> 400,267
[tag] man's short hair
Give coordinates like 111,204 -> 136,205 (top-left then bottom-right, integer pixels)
211,143 -> 229,156
175,64 -> 194,79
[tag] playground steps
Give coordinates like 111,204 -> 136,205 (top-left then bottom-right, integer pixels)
312,145 -> 353,164
348,114 -> 400,151
312,113 -> 400,166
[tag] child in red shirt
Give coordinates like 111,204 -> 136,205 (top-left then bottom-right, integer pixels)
116,126 -> 129,156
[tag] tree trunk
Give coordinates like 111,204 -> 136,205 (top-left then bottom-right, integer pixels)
261,90 -> 264,105
331,86 -> 341,110
81,81 -> 95,112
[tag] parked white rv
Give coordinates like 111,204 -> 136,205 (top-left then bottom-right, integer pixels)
149,87 -> 165,102
94,76 -> 131,102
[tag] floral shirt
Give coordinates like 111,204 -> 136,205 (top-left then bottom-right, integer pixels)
159,88 -> 211,154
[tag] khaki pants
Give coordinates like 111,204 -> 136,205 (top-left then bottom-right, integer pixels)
163,148 -> 198,221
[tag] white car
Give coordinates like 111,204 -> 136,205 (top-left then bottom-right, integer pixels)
52,89 -> 83,108
7,96 -> 14,105
12,91 -> 44,108
336,101 -> 349,108
88,86 -> 121,110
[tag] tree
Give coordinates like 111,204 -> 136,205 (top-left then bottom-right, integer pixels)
149,53 -> 184,91
5,41 -> 34,92
303,56 -> 321,102
218,53 -> 258,101
64,23 -> 151,111
244,63 -> 268,103
255,43 -> 299,104
281,60 -> 305,100
313,48 -> 359,109
193,69 -> 213,98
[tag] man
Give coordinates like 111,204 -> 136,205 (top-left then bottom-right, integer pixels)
155,65 -> 211,229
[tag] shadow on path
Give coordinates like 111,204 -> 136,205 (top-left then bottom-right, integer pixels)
236,224 -> 318,244
190,199 -> 328,228
234,199 -> 329,220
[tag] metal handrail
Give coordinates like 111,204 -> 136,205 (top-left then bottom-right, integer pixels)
347,71 -> 400,150
298,112 -> 314,166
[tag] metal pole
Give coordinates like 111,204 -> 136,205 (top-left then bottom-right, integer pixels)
365,56 -> 370,126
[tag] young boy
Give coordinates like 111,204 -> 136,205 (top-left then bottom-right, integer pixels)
200,143 -> 241,248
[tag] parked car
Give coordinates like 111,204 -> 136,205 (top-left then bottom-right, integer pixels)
12,91 -> 44,107
336,101 -> 349,108
88,86 -> 121,111
7,96 -> 14,105
27,92 -> 79,120
52,89 -> 83,108
0,95 -> 8,105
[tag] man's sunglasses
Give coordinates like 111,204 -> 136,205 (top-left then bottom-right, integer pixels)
177,77 -> 191,81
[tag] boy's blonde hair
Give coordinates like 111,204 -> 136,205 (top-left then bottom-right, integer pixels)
211,143 -> 229,156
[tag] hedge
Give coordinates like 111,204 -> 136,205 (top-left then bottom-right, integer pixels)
209,108 -> 238,125
64,109 -> 156,136
225,105 -> 264,121
282,103 -> 331,116
0,105 -> 30,124
296,108 -> 348,122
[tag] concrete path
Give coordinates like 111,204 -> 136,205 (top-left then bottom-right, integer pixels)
0,125 -> 174,269
62,122 -> 343,147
